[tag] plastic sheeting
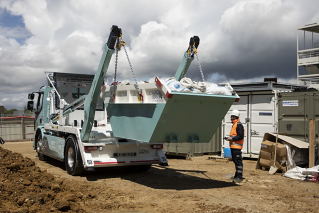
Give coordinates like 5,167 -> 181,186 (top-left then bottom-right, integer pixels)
103,77 -> 234,96
165,78 -> 192,93
285,144 -> 295,171
283,165 -> 319,181
282,144 -> 319,181
163,77 -> 233,96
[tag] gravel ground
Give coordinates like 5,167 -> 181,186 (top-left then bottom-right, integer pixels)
1,141 -> 319,213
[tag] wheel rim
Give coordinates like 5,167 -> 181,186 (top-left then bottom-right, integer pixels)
37,141 -> 40,152
68,147 -> 75,169
37,136 -> 41,153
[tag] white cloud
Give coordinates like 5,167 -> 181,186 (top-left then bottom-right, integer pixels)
0,94 -> 28,109
219,0 -> 299,50
0,0 -> 319,109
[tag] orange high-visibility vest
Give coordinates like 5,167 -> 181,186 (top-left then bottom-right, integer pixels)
229,119 -> 245,149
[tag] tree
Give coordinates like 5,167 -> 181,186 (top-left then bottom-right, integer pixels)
3,108 -> 18,116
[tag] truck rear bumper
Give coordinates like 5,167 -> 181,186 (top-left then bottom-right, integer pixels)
91,158 -> 161,168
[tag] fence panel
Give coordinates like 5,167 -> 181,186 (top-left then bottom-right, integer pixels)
0,115 -> 35,142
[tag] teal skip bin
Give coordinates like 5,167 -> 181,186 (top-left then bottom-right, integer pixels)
105,80 -> 239,143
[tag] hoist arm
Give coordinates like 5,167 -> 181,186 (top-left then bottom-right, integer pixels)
174,36 -> 200,81
81,25 -> 122,142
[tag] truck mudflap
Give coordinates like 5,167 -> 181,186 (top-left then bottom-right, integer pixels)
157,149 -> 168,166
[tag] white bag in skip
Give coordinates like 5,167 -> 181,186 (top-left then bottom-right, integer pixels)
206,83 -> 232,96
180,77 -> 193,89
180,77 -> 205,93
194,81 -> 206,93
165,78 -> 191,92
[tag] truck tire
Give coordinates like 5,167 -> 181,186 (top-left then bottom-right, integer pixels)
36,134 -> 47,161
65,135 -> 84,176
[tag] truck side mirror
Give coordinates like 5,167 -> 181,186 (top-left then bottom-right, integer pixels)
27,101 -> 34,111
28,93 -> 35,100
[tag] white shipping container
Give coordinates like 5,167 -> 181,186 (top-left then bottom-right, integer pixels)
220,81 -> 306,158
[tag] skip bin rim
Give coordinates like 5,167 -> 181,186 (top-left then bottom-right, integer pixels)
170,91 -> 239,99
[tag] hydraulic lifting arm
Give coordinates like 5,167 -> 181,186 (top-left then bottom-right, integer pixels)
80,25 -> 122,142
174,36 -> 200,81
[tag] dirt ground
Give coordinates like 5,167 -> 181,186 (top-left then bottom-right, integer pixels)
1,142 -> 319,213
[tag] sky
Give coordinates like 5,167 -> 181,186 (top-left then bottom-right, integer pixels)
0,0 -> 319,109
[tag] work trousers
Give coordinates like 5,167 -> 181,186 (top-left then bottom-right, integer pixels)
231,148 -> 243,179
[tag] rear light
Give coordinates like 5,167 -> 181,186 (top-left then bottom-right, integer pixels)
84,146 -> 98,152
152,144 -> 163,149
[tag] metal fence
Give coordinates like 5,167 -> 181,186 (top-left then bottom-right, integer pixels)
0,114 -> 35,142
13,110 -> 35,117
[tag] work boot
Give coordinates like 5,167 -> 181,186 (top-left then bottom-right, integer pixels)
233,177 -> 243,183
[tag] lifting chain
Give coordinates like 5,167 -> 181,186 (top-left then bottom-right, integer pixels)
113,37 -> 140,90
195,53 -> 205,82
122,43 -> 140,90
114,40 -> 119,83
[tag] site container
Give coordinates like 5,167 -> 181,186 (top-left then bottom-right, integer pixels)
163,126 -> 221,157
278,90 -> 319,142
221,81 -> 307,158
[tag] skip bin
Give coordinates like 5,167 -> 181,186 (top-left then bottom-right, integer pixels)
104,77 -> 239,143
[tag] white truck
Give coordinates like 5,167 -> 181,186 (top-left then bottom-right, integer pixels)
27,25 -> 239,175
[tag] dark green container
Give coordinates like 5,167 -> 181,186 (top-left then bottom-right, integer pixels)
278,90 -> 319,142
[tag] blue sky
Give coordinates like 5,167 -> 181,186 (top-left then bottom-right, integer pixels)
0,7 -> 31,45
0,8 -> 24,27
0,0 -> 319,110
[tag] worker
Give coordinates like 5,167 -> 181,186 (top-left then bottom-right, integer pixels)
226,109 -> 244,183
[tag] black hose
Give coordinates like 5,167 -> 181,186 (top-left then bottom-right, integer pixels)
0,137 -> 4,145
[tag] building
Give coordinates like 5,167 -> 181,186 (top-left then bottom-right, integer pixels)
297,23 -> 319,88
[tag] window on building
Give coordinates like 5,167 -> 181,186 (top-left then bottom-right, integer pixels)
72,88 -> 86,99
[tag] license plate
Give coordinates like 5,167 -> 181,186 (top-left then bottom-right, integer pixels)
119,152 -> 135,157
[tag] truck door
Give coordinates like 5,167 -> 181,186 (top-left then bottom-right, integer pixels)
35,92 -> 44,128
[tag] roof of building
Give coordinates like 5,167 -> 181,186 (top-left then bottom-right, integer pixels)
219,81 -> 308,92
298,23 -> 319,33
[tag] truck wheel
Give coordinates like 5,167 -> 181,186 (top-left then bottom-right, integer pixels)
36,134 -> 47,161
65,135 -> 84,176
